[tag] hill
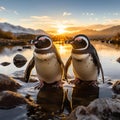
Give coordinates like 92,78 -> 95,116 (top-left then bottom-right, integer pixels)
0,22 -> 46,35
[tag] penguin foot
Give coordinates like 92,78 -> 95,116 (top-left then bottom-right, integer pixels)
34,81 -> 44,89
51,80 -> 64,88
70,78 -> 98,87
69,78 -> 80,84
34,80 -> 64,89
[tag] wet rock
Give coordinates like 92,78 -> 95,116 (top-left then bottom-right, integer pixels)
0,74 -> 21,92
12,70 -> 38,82
112,94 -> 120,99
87,98 -> 120,120
23,45 -> 31,49
13,54 -> 27,68
67,98 -> 120,120
117,57 -> 120,63
112,80 -> 120,94
17,48 -> 22,51
0,62 -> 11,66
0,91 -> 38,109
67,106 -> 99,120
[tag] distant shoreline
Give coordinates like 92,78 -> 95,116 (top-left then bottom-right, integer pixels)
0,38 -> 29,46
0,37 -> 120,46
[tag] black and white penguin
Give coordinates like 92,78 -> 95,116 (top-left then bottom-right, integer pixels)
65,34 -> 104,84
24,35 -> 66,88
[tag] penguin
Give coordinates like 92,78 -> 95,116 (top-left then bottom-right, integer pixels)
24,35 -> 66,88
65,34 -> 104,84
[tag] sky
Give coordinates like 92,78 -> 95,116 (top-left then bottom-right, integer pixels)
0,0 -> 120,33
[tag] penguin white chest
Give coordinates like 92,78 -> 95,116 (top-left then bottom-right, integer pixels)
72,53 -> 98,81
34,52 -> 62,83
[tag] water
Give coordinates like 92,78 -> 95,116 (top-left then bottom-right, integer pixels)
0,41 -> 120,119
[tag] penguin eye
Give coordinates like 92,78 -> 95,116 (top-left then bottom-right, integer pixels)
33,40 -> 39,44
75,37 -> 82,41
38,37 -> 46,41
75,37 -> 85,42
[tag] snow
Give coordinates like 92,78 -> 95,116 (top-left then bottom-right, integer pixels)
0,22 -> 46,35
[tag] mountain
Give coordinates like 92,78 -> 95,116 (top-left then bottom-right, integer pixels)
71,25 -> 120,38
100,25 -> 120,35
0,22 -> 120,38
0,22 -> 46,35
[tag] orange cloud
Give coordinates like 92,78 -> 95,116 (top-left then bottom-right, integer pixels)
0,18 -> 7,22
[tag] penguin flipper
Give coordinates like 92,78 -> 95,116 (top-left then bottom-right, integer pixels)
53,45 -> 67,81
65,56 -> 72,80
24,57 -> 35,82
91,45 -> 104,83
99,61 -> 104,83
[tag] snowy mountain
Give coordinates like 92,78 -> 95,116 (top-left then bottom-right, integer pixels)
0,22 -> 46,35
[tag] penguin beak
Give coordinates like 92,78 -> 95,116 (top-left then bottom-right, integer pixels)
65,39 -> 74,44
30,39 -> 34,44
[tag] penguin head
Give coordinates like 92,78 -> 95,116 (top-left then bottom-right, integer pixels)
65,34 -> 90,50
32,35 -> 53,50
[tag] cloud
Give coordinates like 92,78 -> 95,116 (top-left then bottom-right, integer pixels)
0,6 -> 18,15
0,6 -> 6,11
82,12 -> 94,16
21,16 -> 54,24
63,12 -> 72,16
113,12 -> 119,16
0,18 -> 7,22
20,16 -> 57,29
20,15 -> 79,30
13,11 -> 18,15
105,19 -> 120,25
31,16 -> 50,19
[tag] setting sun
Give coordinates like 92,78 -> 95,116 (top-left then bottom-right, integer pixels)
57,24 -> 66,34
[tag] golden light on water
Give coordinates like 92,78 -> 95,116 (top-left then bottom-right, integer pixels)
59,45 -> 67,54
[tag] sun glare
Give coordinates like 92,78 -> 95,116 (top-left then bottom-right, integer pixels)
57,24 -> 66,34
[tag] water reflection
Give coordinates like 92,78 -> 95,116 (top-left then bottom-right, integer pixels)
37,85 -> 64,114
27,84 -> 72,119
72,84 -> 99,109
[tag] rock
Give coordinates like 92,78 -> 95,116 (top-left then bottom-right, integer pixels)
117,57 -> 120,63
13,54 -> 27,68
0,91 -> 38,109
23,45 -> 31,49
0,62 -> 11,66
87,98 -> 120,120
0,74 -> 21,92
112,80 -> 120,94
67,98 -> 120,120
17,48 -> 22,51
12,70 -> 38,82
67,106 -> 99,120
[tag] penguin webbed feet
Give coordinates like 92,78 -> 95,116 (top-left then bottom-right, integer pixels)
34,81 -> 44,89
34,80 -> 64,89
69,78 -> 80,84
52,80 -> 64,88
69,78 -> 98,87
62,77 -> 68,83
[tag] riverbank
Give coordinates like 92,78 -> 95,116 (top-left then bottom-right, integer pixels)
0,38 -> 29,46
0,37 -> 120,47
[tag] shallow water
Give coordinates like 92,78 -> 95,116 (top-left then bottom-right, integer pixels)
0,41 -> 120,119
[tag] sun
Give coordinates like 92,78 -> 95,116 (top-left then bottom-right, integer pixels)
57,24 -> 66,34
